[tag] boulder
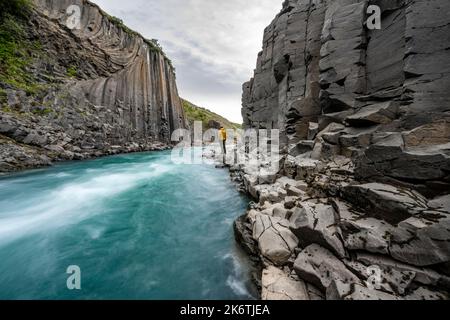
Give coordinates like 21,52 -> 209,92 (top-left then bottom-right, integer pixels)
334,200 -> 395,254
343,259 -> 415,295
261,266 -> 310,300
289,201 -> 346,257
327,280 -> 399,300
404,287 -> 448,300
253,213 -> 299,266
296,158 -> 324,181
389,214 -> 450,267
293,244 -> 360,291
341,183 -> 429,224
355,252 -> 450,289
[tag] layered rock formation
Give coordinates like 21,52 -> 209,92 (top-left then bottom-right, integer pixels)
0,0 -> 187,172
236,0 -> 450,300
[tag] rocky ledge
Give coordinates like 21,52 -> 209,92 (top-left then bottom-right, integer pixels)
232,0 -> 450,300
230,153 -> 450,300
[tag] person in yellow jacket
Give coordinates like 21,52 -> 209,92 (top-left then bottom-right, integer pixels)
219,126 -> 227,154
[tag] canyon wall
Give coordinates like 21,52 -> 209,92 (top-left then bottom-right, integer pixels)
0,0 -> 187,171
242,0 -> 450,196
237,0 -> 450,300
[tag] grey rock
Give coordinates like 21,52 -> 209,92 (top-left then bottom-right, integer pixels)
289,201 -> 346,258
252,213 -> 299,266
261,266 -> 310,300
293,244 -> 360,291
389,214 -> 450,267
341,183 -> 429,224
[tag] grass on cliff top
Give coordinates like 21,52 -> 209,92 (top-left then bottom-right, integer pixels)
0,0 -> 46,95
0,0 -> 32,19
182,99 -> 242,130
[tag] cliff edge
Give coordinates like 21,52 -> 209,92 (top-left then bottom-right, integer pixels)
236,0 -> 450,300
0,0 -> 187,172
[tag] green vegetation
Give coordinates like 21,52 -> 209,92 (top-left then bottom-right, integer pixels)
32,107 -> 52,116
0,88 -> 6,104
182,99 -> 242,130
0,0 -> 45,95
0,0 -> 32,20
67,65 -> 78,78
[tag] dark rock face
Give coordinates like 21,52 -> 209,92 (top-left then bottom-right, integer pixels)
0,0 -> 187,172
242,0 -> 450,196
237,0 -> 450,300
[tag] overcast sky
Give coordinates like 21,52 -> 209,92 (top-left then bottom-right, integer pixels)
91,0 -> 281,123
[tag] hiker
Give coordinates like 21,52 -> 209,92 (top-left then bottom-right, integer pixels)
219,126 -> 227,154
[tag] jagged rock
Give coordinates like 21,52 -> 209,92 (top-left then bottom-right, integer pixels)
327,280 -> 399,300
342,217 -> 394,255
402,119 -> 450,148
239,0 -> 450,301
355,252 -> 450,289
288,141 -> 315,157
334,199 -> 394,255
341,183 -> 429,224
243,174 -> 259,199
252,213 -> 299,266
293,244 -> 360,291
296,158 -> 324,181
289,201 -> 346,258
389,214 -> 450,267
308,123 -> 319,140
343,259 -> 415,295
306,283 -> 325,300
243,0 -> 450,196
234,215 -> 259,258
261,266 -> 310,300
273,204 -> 291,220
286,185 -> 305,197
429,195 -> 450,214
283,156 -> 298,179
404,287 -> 448,300
346,101 -> 399,126
284,197 -> 297,210
258,173 -> 278,185
356,137 -> 450,197
277,176 -> 308,191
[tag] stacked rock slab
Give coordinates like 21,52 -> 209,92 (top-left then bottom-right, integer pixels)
0,0 -> 187,172
237,0 -> 450,300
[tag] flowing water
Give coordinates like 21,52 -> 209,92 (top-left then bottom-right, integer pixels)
0,150 -> 256,299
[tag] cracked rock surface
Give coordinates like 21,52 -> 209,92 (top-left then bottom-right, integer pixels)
235,0 -> 450,300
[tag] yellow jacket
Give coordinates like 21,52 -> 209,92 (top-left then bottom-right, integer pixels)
219,128 -> 227,141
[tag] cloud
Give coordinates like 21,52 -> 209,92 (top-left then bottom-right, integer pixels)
91,0 -> 281,123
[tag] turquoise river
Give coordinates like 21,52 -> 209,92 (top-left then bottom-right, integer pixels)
0,150 -> 256,299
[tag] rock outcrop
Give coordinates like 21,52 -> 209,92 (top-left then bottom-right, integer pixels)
0,0 -> 187,172
235,0 -> 450,300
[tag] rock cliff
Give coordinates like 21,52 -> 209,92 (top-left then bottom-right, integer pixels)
0,0 -> 187,172
236,0 -> 450,300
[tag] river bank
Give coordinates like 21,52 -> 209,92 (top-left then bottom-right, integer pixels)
0,129 -> 172,174
222,148 -> 450,300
